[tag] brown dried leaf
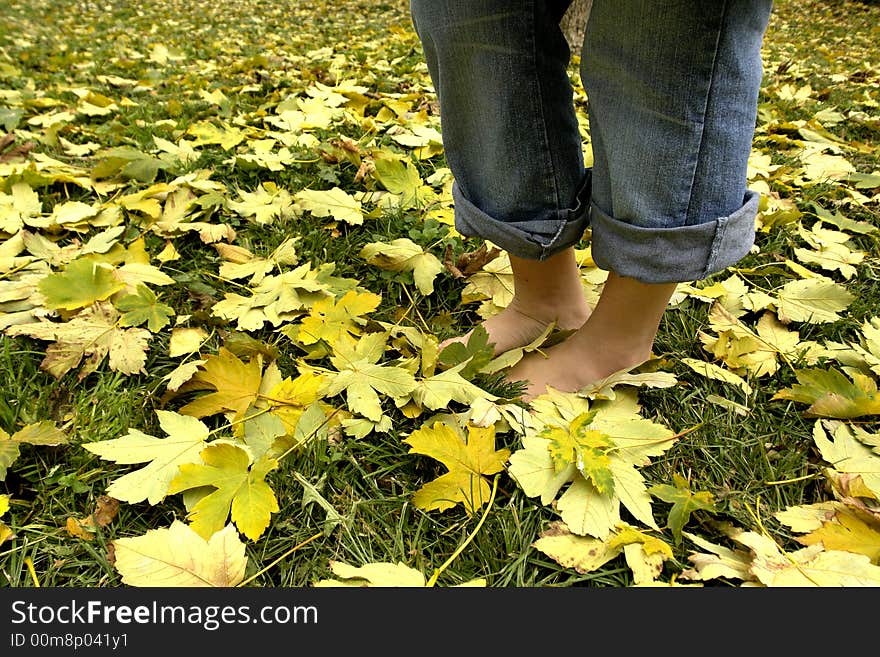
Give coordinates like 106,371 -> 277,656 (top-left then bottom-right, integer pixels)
443,243 -> 502,279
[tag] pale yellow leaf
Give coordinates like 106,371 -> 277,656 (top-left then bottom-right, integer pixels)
681,358 -> 753,395
169,327 -> 208,357
113,521 -> 246,587
295,187 -> 363,225
314,560 -> 426,587
776,277 -> 854,324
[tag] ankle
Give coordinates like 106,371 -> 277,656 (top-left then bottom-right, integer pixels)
569,323 -> 655,370
508,291 -> 590,326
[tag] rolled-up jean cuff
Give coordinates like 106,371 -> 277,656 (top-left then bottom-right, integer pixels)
590,190 -> 760,284
452,172 -> 592,261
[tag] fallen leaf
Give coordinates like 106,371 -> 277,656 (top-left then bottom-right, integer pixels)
113,521 -> 247,587
403,421 -> 510,515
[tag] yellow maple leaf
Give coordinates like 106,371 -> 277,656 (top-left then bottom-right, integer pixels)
215,237 -> 298,285
6,302 -> 150,379
735,530 -> 880,586
798,150 -> 856,184
176,348 -> 267,421
320,332 -> 417,422
795,221 -> 865,279
773,369 -> 880,419
460,253 -> 514,318
0,493 -> 13,546
228,182 -> 295,225
83,410 -> 209,505
679,530 -> 756,583
314,560 -> 427,587
700,304 -> 813,377
1,421 -> 67,481
404,421 -> 510,515
211,263 -> 334,332
775,277 -> 854,324
169,443 -> 279,542
681,357 -> 753,396
312,559 -> 486,587
113,521 -> 247,587
266,372 -> 327,435
811,420 -> 880,496
297,289 -> 381,349
359,238 -> 443,295
795,507 -> 880,563
532,520 -> 623,574
294,187 -> 364,225
185,120 -> 247,150
0,182 -> 42,233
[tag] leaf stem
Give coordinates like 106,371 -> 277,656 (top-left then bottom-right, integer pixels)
236,531 -> 323,587
25,556 -> 40,587
764,473 -> 821,485
425,474 -> 499,587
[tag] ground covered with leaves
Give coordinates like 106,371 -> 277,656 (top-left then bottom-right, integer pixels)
1,0 -> 879,587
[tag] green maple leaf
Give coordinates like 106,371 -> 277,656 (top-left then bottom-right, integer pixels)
83,411 -> 209,505
168,442 -> 279,542
115,284 -> 175,332
438,325 -> 495,380
371,155 -> 435,210
38,258 -> 125,311
542,411 -> 615,495
92,146 -> 167,183
773,367 -> 880,418
508,391 -> 677,539
648,473 -> 717,545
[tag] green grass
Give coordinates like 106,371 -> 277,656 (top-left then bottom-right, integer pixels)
1,0 -> 878,588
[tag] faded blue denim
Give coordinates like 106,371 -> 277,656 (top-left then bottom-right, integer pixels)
409,0 -> 773,283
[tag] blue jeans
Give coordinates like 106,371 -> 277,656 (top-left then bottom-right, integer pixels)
410,0 -> 773,283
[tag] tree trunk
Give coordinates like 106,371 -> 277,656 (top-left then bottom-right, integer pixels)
560,0 -> 592,54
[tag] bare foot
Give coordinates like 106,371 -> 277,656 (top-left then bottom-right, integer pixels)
505,331 -> 652,400
439,248 -> 591,356
505,272 -> 678,401
439,296 -> 590,356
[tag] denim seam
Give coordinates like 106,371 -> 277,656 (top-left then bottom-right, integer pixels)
683,0 -> 729,227
703,216 -> 726,278
528,0 -> 564,258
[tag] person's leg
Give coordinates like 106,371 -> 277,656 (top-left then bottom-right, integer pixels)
506,273 -> 677,398
507,0 -> 773,399
445,248 -> 590,355
409,0 -> 592,355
